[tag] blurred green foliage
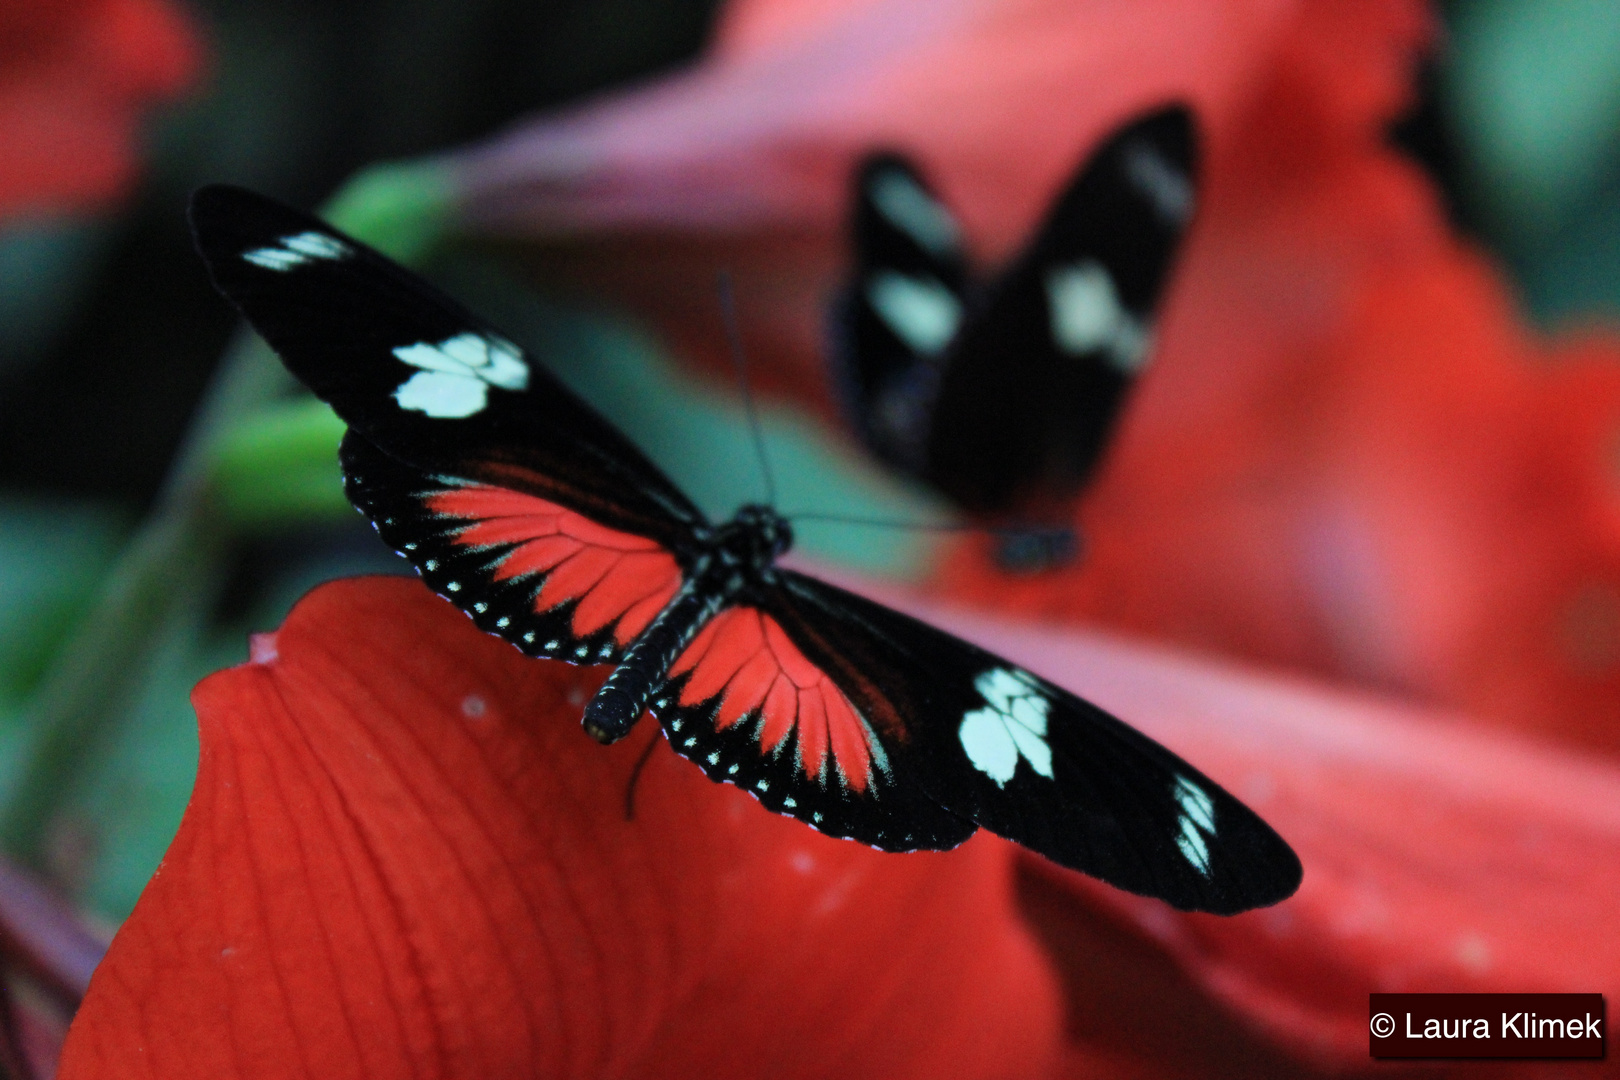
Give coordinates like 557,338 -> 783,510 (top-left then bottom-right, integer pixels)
0,503 -> 125,708
1443,0 -> 1620,323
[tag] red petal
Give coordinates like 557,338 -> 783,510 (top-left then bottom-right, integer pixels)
59,577 -> 1062,1079
854,577 -> 1620,1074
916,1 -> 1620,762
0,0 -> 203,219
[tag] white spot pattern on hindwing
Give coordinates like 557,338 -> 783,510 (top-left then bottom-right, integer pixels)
1044,260 -> 1150,373
392,332 -> 528,419
958,668 -> 1054,787
242,231 -> 353,271
1172,774 -> 1216,876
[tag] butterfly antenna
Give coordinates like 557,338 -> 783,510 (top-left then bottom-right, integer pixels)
786,510 -> 1074,543
784,509 -> 1049,539
786,511 -> 976,532
717,271 -> 778,507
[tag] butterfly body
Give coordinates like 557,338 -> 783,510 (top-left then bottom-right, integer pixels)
192,184 -> 1301,914
583,503 -> 791,743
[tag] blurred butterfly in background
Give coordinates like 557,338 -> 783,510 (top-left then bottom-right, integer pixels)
189,184 -> 1299,914
834,105 -> 1198,569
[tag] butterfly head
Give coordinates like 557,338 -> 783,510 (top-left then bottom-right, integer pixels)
716,504 -> 794,569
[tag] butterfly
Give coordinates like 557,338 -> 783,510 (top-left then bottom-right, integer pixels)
189,184 -> 1299,914
834,105 -> 1198,521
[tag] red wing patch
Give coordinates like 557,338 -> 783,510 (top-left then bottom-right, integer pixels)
670,608 -> 888,793
426,485 -> 681,644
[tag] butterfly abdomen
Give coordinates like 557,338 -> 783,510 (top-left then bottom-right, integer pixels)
583,566 -> 726,743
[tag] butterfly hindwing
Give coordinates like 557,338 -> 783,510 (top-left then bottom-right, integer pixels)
189,185 -> 706,552
838,106 -> 1199,516
652,602 -> 978,851
748,571 -> 1299,913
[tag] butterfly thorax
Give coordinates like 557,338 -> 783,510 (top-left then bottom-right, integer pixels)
709,503 -> 793,569
581,503 -> 793,745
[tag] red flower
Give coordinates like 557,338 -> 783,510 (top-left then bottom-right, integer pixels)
57,577 -> 1063,1080
58,575 -> 1620,1077
931,9 -> 1620,760
57,0 -> 1620,1073
447,0 -> 1620,759
0,0 -> 202,220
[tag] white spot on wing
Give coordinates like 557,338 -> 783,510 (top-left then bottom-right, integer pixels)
1044,260 -> 1150,372
392,332 -> 529,419
242,230 -> 353,271
959,668 -> 1053,786
1123,142 -> 1194,224
395,372 -> 487,419
1172,775 -> 1216,877
870,168 -> 961,256
866,271 -> 961,356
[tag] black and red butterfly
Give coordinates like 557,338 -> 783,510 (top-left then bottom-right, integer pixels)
835,105 -> 1197,522
189,184 -> 1299,914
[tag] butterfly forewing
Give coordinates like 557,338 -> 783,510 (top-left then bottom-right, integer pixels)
190,185 -> 706,551
759,571 -> 1300,913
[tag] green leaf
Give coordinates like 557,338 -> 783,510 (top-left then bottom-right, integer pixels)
322,160 -> 457,265
0,500 -> 125,705
210,398 -> 349,528
1447,0 -> 1620,242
